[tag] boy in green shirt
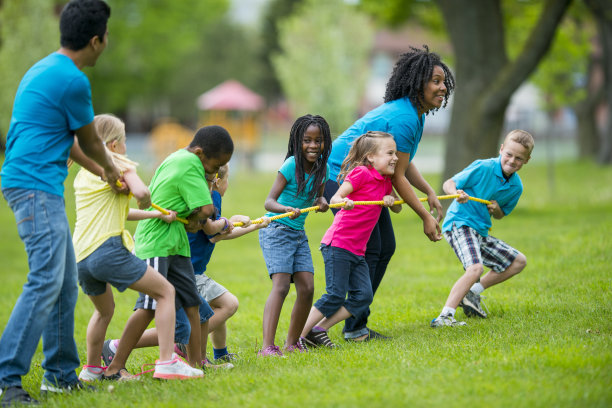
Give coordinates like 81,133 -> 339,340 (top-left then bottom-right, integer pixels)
104,126 -> 234,379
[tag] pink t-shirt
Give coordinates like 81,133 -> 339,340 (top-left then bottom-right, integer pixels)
321,166 -> 393,256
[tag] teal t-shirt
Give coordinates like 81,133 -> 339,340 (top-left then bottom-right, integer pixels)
442,156 -> 523,237
265,156 -> 329,230
135,149 -> 212,258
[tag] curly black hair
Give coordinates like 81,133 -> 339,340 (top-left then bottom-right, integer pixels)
384,45 -> 455,115
285,114 -> 332,201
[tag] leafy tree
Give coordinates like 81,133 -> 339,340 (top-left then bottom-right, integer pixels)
361,0 -> 573,181
0,0 -> 58,144
259,0 -> 303,102
88,0 -> 228,125
272,0 -> 373,135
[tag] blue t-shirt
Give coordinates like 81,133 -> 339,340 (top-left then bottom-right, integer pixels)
328,97 -> 424,182
442,156 -> 523,237
188,190 -> 222,275
265,156 -> 330,230
1,52 -> 94,196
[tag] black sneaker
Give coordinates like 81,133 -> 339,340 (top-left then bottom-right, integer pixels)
40,380 -> 95,397
344,328 -> 391,342
214,352 -> 238,363
101,339 -> 116,367
0,386 -> 38,407
303,329 -> 335,349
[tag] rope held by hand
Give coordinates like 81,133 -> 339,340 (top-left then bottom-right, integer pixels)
232,194 -> 491,227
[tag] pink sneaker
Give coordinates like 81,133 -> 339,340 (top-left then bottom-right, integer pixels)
257,345 -> 284,357
285,337 -> 309,353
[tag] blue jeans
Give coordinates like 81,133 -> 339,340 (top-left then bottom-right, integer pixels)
324,180 -> 396,338
0,189 -> 80,388
174,294 -> 215,345
314,245 -> 373,320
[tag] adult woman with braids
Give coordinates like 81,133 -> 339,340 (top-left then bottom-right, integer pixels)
325,45 -> 455,342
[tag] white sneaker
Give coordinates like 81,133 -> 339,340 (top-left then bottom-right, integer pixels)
153,353 -> 204,380
78,366 -> 104,382
430,313 -> 467,328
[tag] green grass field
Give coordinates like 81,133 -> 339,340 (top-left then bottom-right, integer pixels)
0,159 -> 610,407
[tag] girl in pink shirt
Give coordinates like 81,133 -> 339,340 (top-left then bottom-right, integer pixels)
301,131 -> 402,348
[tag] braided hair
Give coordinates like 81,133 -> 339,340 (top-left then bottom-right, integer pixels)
285,114 -> 332,201
384,45 -> 455,115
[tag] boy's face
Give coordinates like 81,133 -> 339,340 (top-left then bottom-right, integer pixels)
499,140 -> 530,177
198,150 -> 232,181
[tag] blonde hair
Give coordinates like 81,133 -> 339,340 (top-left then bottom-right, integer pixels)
504,129 -> 534,154
216,163 -> 229,180
338,131 -> 394,182
94,114 -> 125,145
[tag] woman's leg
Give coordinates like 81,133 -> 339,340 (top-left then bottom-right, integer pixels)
262,274 -> 291,348
286,272 -> 314,345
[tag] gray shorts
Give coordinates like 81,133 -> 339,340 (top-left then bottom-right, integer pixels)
134,255 -> 201,311
78,236 -> 147,296
444,224 -> 519,272
195,273 -> 228,303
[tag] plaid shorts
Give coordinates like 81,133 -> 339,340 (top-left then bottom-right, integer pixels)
444,224 -> 518,272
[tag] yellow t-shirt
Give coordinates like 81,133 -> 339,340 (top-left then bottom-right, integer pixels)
72,151 -> 138,262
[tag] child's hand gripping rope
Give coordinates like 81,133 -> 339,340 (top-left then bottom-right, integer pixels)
231,194 -> 491,227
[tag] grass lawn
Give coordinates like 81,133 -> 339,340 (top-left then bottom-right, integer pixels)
0,159 -> 610,407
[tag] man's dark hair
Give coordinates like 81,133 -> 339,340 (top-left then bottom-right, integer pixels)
384,45 -> 455,115
190,125 -> 234,157
60,0 -> 111,51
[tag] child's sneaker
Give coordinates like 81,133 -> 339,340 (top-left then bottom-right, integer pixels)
101,368 -> 139,382
257,345 -> 284,357
153,354 -> 204,380
304,329 -> 335,349
101,339 -> 115,367
430,313 -> 467,328
214,352 -> 238,363
174,343 -> 187,359
78,366 -> 104,382
202,357 -> 234,370
285,337 -> 309,353
460,290 -> 488,318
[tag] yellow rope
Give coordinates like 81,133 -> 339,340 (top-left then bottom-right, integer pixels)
151,203 -> 189,225
233,194 -> 491,227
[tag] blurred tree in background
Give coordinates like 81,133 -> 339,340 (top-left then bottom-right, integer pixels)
0,0 -> 58,146
272,0 -> 373,135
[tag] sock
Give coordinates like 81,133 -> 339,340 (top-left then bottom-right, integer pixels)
441,306 -> 456,317
470,282 -> 485,295
213,347 -> 228,360
312,325 -> 326,332
109,339 -> 119,353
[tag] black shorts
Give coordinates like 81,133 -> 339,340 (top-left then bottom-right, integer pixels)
134,255 -> 201,311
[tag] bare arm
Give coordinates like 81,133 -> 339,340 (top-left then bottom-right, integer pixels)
330,181 -> 355,209
264,172 -> 301,219
184,204 -> 216,233
442,178 -> 469,204
123,168 -> 151,209
210,216 -> 271,243
387,190 -> 402,214
405,159 -> 443,222
393,151 -> 441,242
74,122 -> 123,193
127,209 -> 177,222
69,136 -> 104,178
314,184 -> 329,212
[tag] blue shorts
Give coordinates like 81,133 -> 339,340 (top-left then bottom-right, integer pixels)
444,224 -> 519,272
259,222 -> 314,277
174,293 -> 215,345
77,236 -> 147,296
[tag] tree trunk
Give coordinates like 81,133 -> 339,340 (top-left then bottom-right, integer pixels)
584,0 -> 612,164
436,0 -> 573,183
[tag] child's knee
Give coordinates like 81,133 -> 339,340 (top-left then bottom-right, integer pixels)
465,264 -> 484,280
514,253 -> 527,272
272,281 -> 290,298
225,293 -> 239,316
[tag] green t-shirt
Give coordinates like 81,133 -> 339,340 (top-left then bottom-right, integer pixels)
135,149 -> 212,259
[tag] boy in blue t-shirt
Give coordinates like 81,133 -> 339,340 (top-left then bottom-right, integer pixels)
431,130 -> 534,327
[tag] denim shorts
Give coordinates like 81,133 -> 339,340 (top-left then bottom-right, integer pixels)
259,222 -> 314,277
444,224 -> 519,272
77,236 -> 147,296
174,293 -> 215,344
195,273 -> 228,302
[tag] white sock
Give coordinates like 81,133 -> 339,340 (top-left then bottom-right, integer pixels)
470,282 -> 485,295
441,306 -> 456,317
109,339 -> 118,353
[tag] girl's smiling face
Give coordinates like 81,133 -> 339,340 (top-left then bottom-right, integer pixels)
301,124 -> 324,169
367,138 -> 398,176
